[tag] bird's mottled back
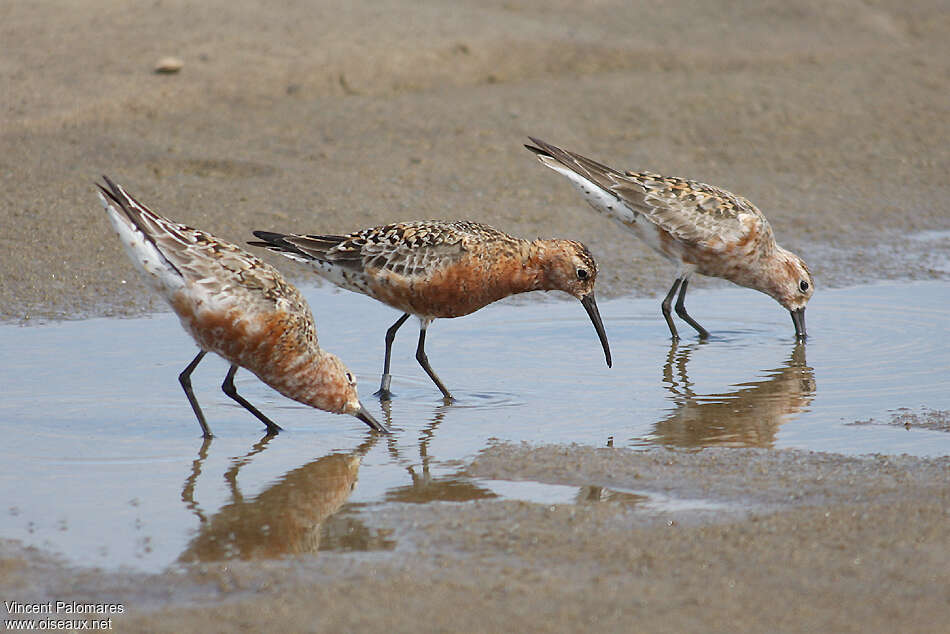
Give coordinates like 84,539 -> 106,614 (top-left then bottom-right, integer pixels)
610,171 -> 772,248
526,138 -> 770,249
255,220 -> 528,281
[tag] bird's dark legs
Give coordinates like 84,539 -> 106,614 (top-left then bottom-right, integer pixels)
375,312 -> 411,400
415,321 -> 453,402
674,279 -> 710,339
661,279 -> 683,340
221,365 -> 283,435
179,350 -> 212,438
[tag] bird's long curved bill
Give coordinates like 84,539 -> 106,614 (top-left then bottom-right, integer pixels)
791,308 -> 807,341
580,293 -> 612,367
355,402 -> 390,433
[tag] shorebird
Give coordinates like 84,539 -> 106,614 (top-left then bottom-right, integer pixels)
526,138 -> 813,340
98,177 -> 387,437
249,221 -> 612,400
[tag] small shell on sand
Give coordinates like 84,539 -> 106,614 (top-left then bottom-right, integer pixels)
154,57 -> 183,74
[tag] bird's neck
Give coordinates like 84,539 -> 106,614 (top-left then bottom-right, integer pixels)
530,240 -> 571,292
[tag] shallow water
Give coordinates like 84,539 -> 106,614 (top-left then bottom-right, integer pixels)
1,281 -> 948,571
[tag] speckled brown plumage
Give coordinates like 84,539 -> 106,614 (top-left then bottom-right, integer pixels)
98,177 -> 386,436
250,220 -> 611,400
526,137 -> 814,340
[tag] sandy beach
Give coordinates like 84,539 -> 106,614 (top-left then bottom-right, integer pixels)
2,0 -> 949,631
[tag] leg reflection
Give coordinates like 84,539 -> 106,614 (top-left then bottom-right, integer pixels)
177,432 -> 382,562
652,341 -> 815,449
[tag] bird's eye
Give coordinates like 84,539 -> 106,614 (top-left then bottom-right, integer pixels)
576,268 -> 590,280
345,372 -> 355,384
799,280 -> 809,293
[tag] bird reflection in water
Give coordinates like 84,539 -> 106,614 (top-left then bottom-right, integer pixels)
650,342 -> 815,448
380,400 -> 498,504
575,486 -> 648,507
381,403 -> 635,508
178,432 -> 392,563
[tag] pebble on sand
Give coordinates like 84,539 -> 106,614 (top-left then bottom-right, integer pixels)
154,57 -> 183,74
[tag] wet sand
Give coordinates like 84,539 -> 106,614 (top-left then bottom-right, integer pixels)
4,445 -> 950,632
2,0 -> 950,631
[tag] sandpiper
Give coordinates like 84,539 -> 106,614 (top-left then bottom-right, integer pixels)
98,177 -> 386,436
526,137 -> 813,340
250,221 -> 611,400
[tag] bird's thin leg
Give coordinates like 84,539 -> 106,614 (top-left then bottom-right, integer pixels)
179,350 -> 212,438
674,279 -> 710,339
221,365 -> 283,435
661,279 -> 683,340
415,320 -> 453,402
375,313 -> 411,400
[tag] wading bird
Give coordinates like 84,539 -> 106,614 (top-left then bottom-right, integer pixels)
98,177 -> 386,436
250,221 -> 611,400
526,137 -> 813,340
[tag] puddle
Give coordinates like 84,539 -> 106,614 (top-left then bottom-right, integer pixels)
1,281 -> 948,572
472,480 -> 730,516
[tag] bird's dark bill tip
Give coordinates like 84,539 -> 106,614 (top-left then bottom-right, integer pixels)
356,402 -> 390,433
580,293 -> 612,367
791,308 -> 807,341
